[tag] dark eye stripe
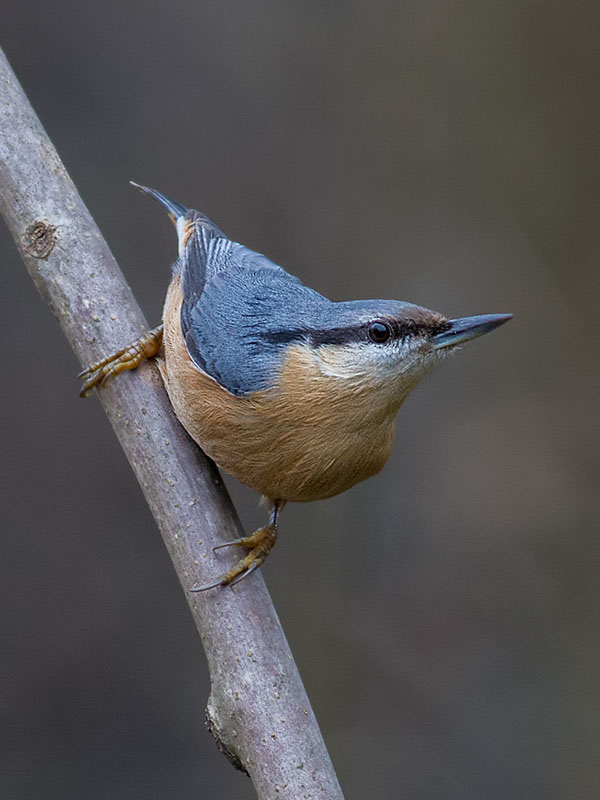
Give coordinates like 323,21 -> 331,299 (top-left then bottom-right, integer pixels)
262,319 -> 448,347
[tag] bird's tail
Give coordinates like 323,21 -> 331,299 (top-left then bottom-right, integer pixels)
130,181 -> 188,222
131,181 -> 226,263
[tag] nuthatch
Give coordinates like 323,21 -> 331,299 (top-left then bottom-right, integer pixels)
80,184 -> 511,590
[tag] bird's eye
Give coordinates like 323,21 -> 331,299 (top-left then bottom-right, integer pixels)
368,320 -> 392,343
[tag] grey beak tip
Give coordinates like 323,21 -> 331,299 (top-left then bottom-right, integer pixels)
433,312 -> 512,349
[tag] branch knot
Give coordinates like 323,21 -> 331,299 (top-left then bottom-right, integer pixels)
23,220 -> 56,259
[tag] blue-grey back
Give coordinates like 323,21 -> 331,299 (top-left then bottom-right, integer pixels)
179,218 -> 331,395
178,216 -> 426,396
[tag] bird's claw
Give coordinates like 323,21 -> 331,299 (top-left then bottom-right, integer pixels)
212,537 -> 249,551
78,325 -> 163,397
190,524 -> 277,592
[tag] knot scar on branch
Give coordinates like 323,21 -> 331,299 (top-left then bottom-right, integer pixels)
23,220 -> 57,259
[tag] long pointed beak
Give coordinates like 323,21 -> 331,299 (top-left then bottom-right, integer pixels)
130,181 -> 188,222
433,313 -> 512,349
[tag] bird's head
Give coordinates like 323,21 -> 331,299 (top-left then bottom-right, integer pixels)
275,299 -> 511,417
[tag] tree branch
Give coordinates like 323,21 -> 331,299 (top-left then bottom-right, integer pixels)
0,47 -> 344,800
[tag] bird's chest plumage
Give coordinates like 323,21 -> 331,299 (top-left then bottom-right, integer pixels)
160,279 -> 396,502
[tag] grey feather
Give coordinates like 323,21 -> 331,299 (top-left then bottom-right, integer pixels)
178,215 -> 436,395
183,256 -> 330,395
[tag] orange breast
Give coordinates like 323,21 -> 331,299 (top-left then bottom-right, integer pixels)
160,278 -> 396,502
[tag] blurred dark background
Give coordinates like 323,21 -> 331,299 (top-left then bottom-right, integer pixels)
2,2 -> 599,798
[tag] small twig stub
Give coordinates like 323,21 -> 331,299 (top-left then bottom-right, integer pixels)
205,709 -> 249,775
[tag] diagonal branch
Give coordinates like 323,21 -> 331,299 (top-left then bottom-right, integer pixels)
0,47 -> 344,800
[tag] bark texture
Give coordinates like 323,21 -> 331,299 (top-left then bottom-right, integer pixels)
0,47 -> 344,800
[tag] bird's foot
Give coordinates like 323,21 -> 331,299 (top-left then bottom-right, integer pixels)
78,325 -> 164,396
191,523 -> 278,592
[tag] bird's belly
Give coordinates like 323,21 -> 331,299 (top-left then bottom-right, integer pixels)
162,354 -> 394,502
160,280 -> 395,502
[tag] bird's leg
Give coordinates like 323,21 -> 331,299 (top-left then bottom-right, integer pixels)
191,500 -> 285,592
78,325 -> 164,397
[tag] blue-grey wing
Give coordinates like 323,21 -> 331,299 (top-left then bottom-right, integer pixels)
179,222 -> 329,395
179,211 -> 296,306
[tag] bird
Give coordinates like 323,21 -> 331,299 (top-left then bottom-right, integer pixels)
79,183 -> 511,591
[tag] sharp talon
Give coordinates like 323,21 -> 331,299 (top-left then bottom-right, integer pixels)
229,561 -> 261,587
213,538 -> 247,551
190,560 -> 261,592
79,372 -> 101,397
190,576 -> 227,592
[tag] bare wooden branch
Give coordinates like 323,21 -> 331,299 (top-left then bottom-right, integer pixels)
0,47 -> 344,800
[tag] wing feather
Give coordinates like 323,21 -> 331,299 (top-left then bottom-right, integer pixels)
177,218 -> 327,395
